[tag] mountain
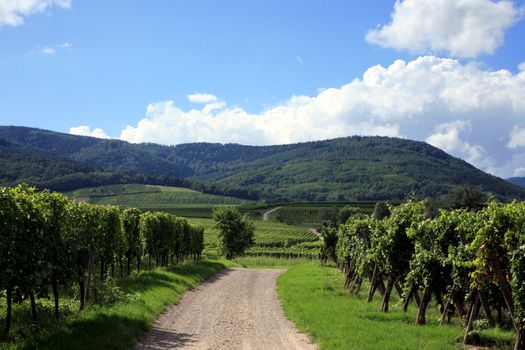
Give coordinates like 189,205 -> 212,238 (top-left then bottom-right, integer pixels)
507,177 -> 525,189
1,125 -> 524,201
0,131 -> 194,193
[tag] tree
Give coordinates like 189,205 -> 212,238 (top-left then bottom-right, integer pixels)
373,201 -> 391,220
213,207 -> 255,259
450,185 -> 487,211
338,206 -> 362,224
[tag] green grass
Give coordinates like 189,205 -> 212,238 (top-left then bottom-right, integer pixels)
277,263 -> 515,350
0,259 -> 236,350
233,256 -> 315,268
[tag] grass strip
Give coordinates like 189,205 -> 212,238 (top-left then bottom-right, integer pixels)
2,259 -> 234,350
233,256 -> 316,268
277,263 -> 515,350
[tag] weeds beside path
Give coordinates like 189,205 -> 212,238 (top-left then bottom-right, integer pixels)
2,259 -> 232,350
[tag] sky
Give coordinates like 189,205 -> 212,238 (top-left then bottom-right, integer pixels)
1,0 -> 525,178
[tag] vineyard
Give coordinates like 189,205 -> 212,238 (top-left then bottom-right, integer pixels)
330,200 -> 525,349
188,218 -> 320,258
273,202 -> 376,225
70,184 -> 254,208
0,184 -> 204,339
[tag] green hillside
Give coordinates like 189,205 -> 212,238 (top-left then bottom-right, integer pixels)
1,126 -> 524,201
69,184 -> 254,217
507,177 -> 525,188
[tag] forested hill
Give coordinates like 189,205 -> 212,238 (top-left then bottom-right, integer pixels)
1,126 -> 524,201
507,177 -> 525,189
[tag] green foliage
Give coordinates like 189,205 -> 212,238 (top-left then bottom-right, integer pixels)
213,207 -> 255,259
338,206 -> 362,224
1,260 -> 229,349
2,126 -> 524,202
372,201 -> 391,220
336,215 -> 377,279
374,201 -> 428,278
122,208 -> 144,270
450,185 -> 488,211
0,184 -> 205,338
335,199 -> 525,348
320,227 -> 339,264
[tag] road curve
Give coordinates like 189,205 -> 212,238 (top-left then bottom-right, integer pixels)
134,268 -> 317,350
262,207 -> 281,221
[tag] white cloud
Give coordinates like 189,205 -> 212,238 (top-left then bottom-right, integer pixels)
187,93 -> 218,104
59,41 -> 71,49
114,56 -> 525,176
514,167 -> 525,177
508,125 -> 525,149
39,41 -> 72,55
69,125 -> 110,139
187,93 -> 226,113
426,120 -> 487,164
366,0 -> 522,58
41,46 -> 55,55
0,0 -> 71,27
489,151 -> 525,178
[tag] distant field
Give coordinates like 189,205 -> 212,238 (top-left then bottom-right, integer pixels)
69,184 -> 254,217
188,218 -> 320,258
270,201 -> 377,225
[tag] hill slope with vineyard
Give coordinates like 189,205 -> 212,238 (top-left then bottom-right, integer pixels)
1,125 -> 524,201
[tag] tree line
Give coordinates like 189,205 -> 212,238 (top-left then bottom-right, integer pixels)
322,200 -> 524,349
0,184 -> 204,336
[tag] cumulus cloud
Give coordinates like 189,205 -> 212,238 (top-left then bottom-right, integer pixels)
426,120 -> 487,164
187,93 -> 226,113
366,0 -> 522,58
114,56 -> 525,177
508,125 -> 525,149
0,0 -> 71,27
69,125 -> 110,139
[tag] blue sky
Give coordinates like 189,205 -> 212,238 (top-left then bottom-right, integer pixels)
1,0 -> 525,177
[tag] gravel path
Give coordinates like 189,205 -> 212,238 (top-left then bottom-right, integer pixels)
134,268 -> 317,350
262,207 -> 281,221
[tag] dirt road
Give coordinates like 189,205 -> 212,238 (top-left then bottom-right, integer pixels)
262,207 -> 281,221
135,268 -> 316,350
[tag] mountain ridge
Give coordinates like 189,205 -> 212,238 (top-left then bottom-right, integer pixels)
507,177 -> 525,189
1,125 -> 524,201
